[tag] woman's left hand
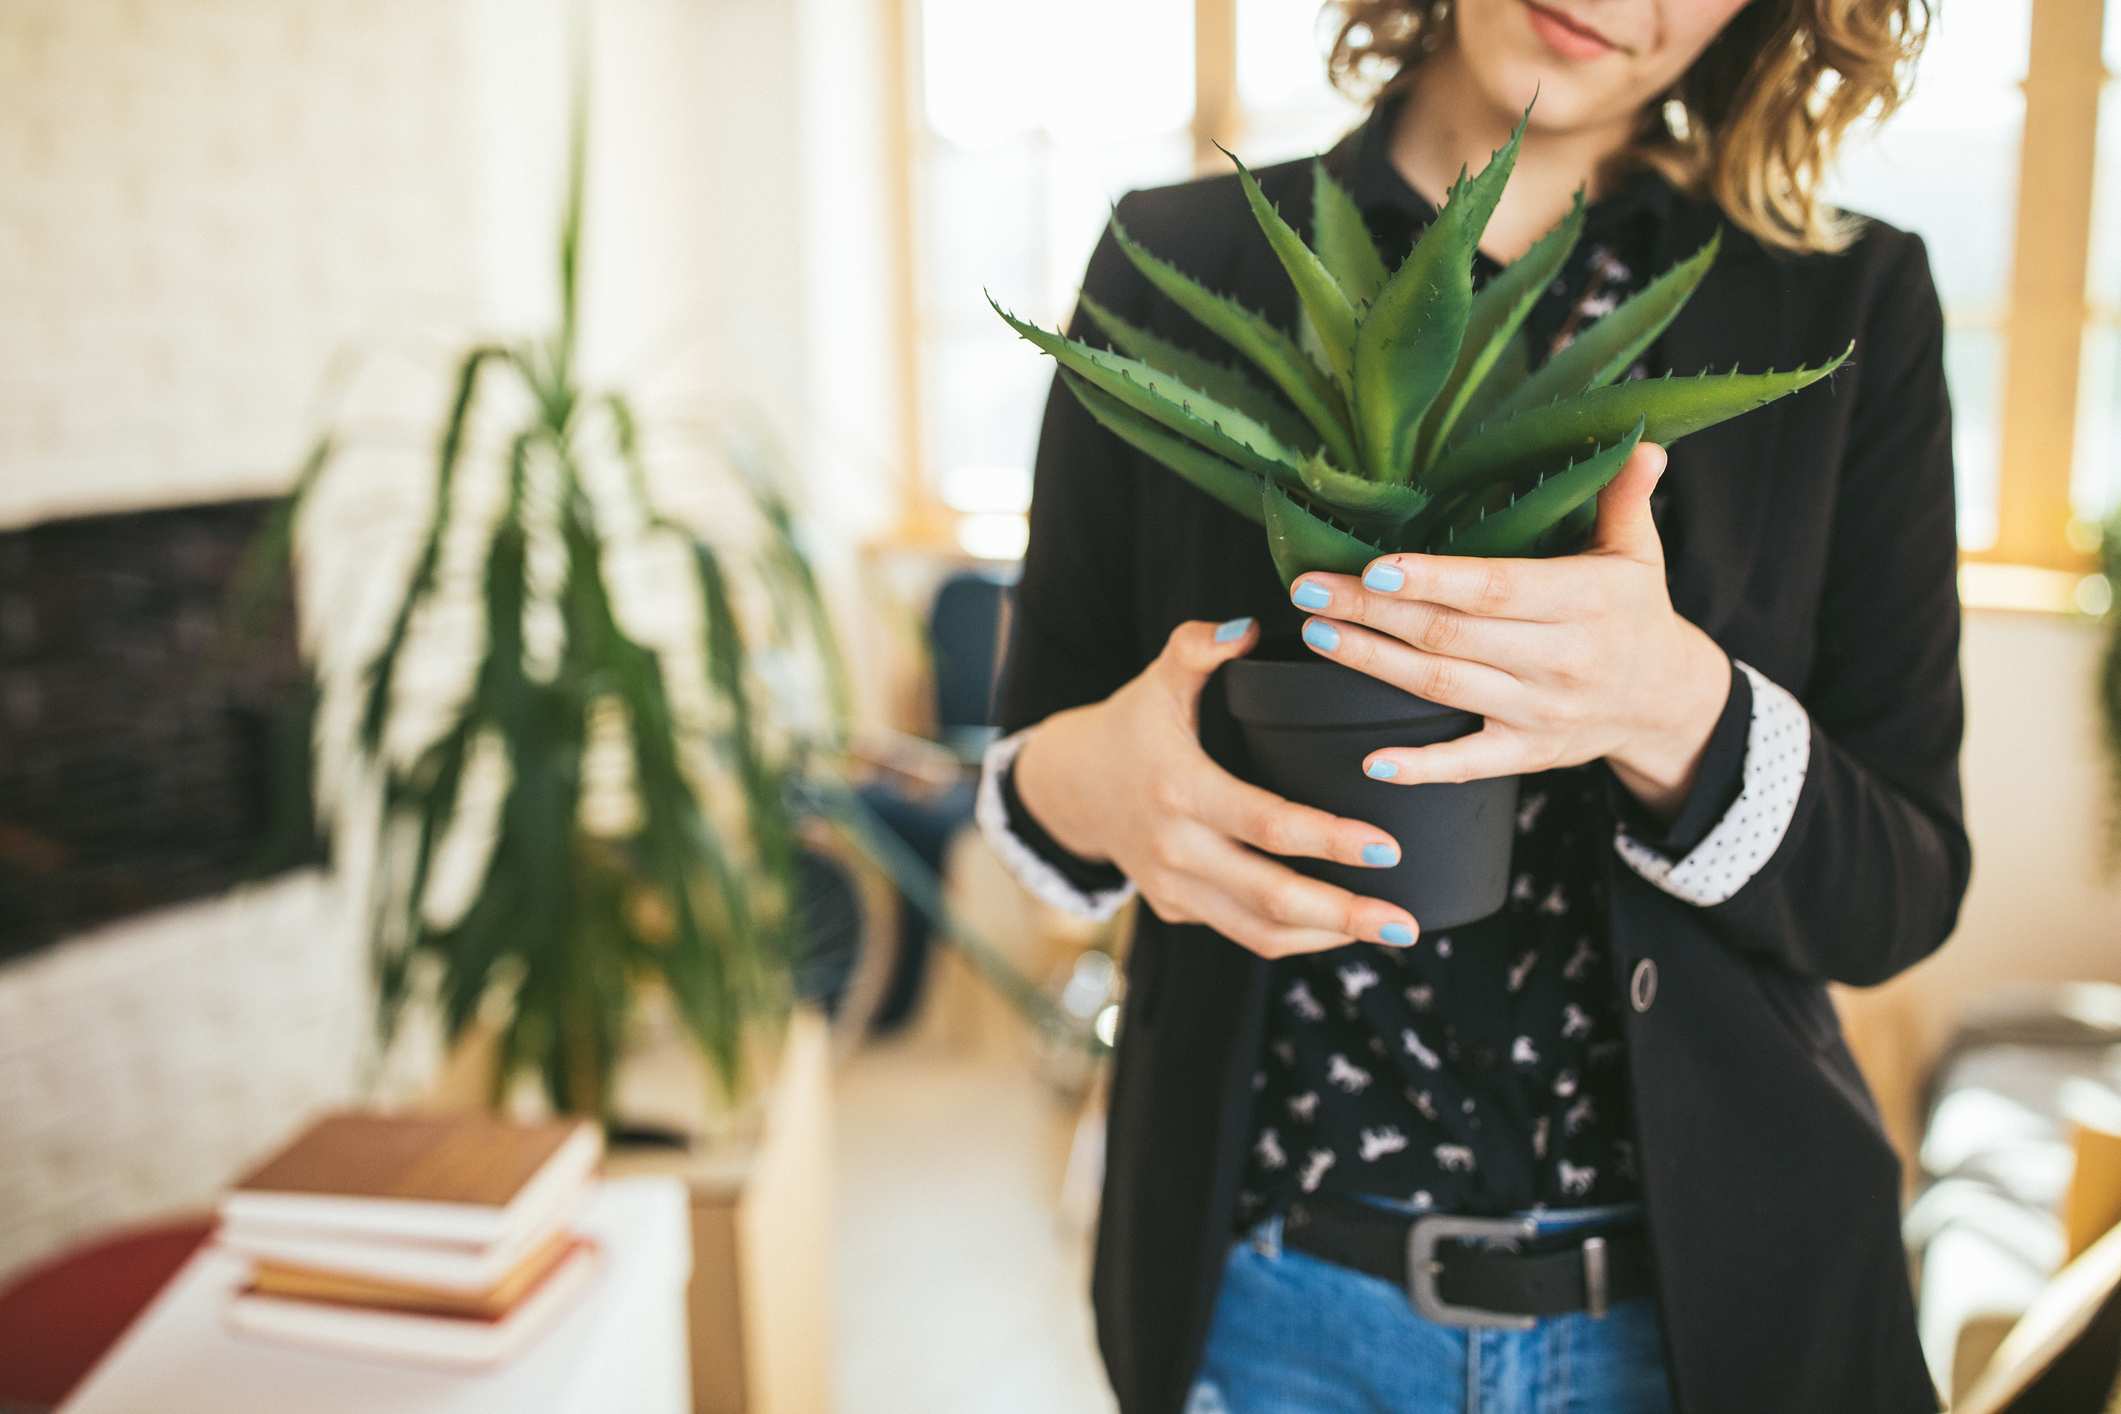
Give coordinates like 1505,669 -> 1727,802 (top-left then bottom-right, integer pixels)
1288,442 -> 1732,821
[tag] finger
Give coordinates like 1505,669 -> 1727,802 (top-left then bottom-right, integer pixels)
1187,763 -> 1406,870
1153,616 -> 1259,691
1322,552 -> 1573,624
1290,571 -> 1539,665
1296,617 -> 1525,720
1588,441 -> 1670,561
1168,842 -> 1418,955
1152,873 -> 1360,958
1362,725 -> 1532,786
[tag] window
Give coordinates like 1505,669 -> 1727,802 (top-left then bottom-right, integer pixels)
898,0 -> 2116,581
1823,0 -> 2030,552
2077,0 -> 2121,523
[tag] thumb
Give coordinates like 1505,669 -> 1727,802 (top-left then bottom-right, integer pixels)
1589,441 -> 1670,560
1155,616 -> 1258,694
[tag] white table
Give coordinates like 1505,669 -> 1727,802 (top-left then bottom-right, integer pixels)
60,1177 -> 692,1414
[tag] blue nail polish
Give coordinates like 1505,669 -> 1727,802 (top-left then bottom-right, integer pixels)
1302,620 -> 1340,652
1362,843 -> 1399,867
1215,616 -> 1254,643
1363,563 -> 1405,592
1292,581 -> 1332,610
1365,759 -> 1399,780
1380,923 -> 1415,947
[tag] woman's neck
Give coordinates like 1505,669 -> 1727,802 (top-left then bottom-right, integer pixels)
1388,53 -> 1640,263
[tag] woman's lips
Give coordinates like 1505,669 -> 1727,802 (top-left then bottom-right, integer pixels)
1521,0 -> 1624,61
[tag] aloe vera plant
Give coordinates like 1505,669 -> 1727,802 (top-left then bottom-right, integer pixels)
993,113 -> 1850,585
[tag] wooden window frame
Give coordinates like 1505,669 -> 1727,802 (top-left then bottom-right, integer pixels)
885,0 -> 2117,597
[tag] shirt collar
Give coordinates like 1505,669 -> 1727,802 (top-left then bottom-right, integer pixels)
1345,92 -> 1675,247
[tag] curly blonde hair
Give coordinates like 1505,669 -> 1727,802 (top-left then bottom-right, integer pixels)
1328,0 -> 1931,253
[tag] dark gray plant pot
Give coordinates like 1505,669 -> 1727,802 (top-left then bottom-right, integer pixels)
1223,658 -> 1519,931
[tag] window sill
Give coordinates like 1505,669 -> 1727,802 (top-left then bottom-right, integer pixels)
1959,561 -> 2111,617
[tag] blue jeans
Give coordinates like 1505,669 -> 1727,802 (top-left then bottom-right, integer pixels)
1187,1207 -> 1675,1414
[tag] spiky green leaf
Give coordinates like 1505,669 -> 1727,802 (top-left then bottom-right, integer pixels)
1353,112 -> 1525,483
1455,331 -> 1529,440
1109,219 -> 1357,469
1075,292 -> 1321,455
1423,348 -> 1852,501
1061,370 -> 1267,524
993,297 -> 1306,482
1416,193 -> 1585,471
1227,148 -> 1358,386
1311,162 -> 1388,308
1295,449 -> 1430,537
1490,231 -> 1723,425
1263,480 -> 1383,587
1436,417 -> 1644,558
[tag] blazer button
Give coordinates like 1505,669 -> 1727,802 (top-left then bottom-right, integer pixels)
1630,959 -> 1658,1013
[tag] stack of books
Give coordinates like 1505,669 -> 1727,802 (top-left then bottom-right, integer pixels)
216,1112 -> 604,1370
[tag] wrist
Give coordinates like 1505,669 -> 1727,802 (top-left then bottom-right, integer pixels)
1013,716 -> 1114,864
1608,625 -> 1731,822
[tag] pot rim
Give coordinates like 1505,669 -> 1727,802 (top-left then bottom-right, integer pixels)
1223,657 -> 1477,731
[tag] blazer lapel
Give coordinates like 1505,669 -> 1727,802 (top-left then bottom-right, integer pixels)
1655,202 -> 1789,643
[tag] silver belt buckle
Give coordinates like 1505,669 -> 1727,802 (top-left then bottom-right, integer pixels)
1406,1213 -> 1540,1330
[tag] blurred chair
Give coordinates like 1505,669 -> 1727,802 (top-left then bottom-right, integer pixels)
1905,983 -> 2121,1402
0,1217 -> 214,1411
853,567 -> 1015,1032
927,567 -> 1015,766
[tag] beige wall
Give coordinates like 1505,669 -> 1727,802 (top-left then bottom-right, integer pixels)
1898,608 -> 2121,1048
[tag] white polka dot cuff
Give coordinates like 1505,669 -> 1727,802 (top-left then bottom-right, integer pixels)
1612,661 -> 1812,907
976,729 -> 1138,921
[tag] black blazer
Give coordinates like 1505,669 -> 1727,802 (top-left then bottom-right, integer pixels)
997,137 -> 1969,1414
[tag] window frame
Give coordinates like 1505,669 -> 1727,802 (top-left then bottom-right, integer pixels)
886,0 -> 2117,595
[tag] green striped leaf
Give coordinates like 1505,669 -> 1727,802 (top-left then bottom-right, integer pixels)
1353,111 -> 1524,483
1436,417 -> 1644,558
1311,162 -> 1388,308
1263,480 -> 1384,587
1416,193 -> 1585,473
1489,231 -> 1723,424
1295,449 -> 1430,538
1061,370 -> 1267,524
1422,348 -> 1851,501
1109,219 -> 1357,470
993,297 -> 1308,483
1075,292 -> 1321,455
1228,148 -> 1358,387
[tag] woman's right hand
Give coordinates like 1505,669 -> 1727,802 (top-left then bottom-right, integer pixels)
1011,617 -> 1420,957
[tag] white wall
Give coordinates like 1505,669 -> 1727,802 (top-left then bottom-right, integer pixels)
0,0 -> 904,1278
0,0 -> 484,526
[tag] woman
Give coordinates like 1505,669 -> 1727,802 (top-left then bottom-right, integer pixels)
978,0 -> 1964,1409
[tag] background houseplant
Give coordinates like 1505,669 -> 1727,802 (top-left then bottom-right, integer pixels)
993,112 -> 1846,925
239,65 -> 852,1122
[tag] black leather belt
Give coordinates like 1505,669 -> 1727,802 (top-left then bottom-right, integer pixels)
1280,1196 -> 1655,1329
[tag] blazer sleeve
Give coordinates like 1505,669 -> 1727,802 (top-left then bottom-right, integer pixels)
1662,233 -> 1971,986
995,197 -> 1157,736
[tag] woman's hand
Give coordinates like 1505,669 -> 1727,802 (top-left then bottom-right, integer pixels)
1286,443 -> 1731,819
1012,618 -> 1421,957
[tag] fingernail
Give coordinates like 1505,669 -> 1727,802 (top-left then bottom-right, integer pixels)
1361,843 -> 1399,867
1292,581 -> 1332,610
1363,563 -> 1404,592
1302,620 -> 1340,652
1379,923 -> 1415,947
1214,616 -> 1254,643
1366,759 -> 1399,780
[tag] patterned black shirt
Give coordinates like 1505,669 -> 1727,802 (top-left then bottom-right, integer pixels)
1233,104 -> 1674,1223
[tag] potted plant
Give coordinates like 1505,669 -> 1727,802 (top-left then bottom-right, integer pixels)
237,62 -> 852,1124
991,111 -> 1846,927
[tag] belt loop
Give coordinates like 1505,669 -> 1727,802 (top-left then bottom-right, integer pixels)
1583,1236 -> 1609,1320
